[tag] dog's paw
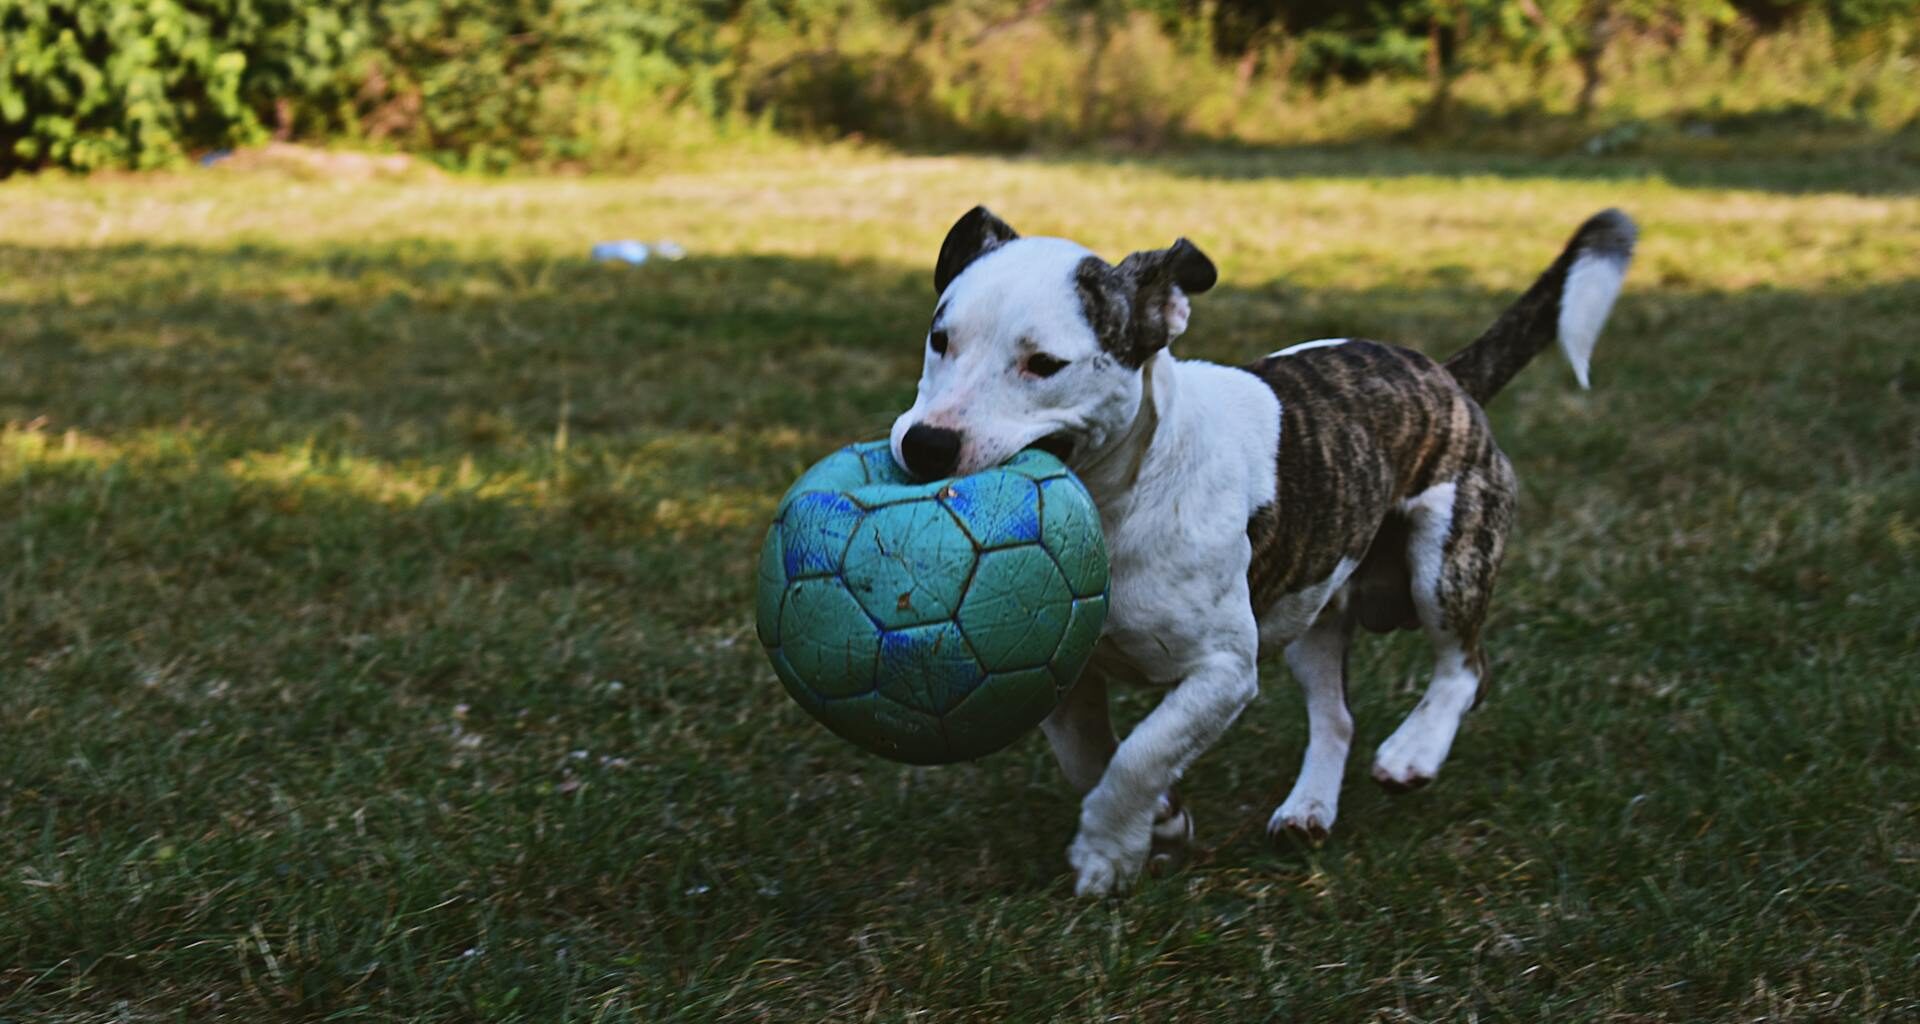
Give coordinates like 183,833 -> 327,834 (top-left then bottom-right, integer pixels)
1068,833 -> 1141,896
1267,795 -> 1336,845
1147,792 -> 1194,878
1067,817 -> 1152,897
1370,728 -> 1444,792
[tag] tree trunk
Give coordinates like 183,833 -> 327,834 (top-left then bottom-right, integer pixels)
1576,3 -> 1616,119
1080,10 -> 1111,142
1420,5 -> 1460,134
1235,45 -> 1259,98
730,9 -> 757,120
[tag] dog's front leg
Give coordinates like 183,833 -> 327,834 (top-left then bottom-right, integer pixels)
1067,646 -> 1258,896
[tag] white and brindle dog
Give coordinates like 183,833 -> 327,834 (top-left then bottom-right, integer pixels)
890,206 -> 1636,896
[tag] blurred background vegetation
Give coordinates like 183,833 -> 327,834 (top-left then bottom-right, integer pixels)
1,0 -> 1915,174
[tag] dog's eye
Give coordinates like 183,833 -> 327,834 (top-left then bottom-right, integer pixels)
929,330 -> 949,356
1024,353 -> 1070,378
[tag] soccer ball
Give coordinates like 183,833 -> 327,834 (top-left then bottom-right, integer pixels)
756,440 -> 1110,764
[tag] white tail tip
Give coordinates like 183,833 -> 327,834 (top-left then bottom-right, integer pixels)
1558,249 -> 1627,390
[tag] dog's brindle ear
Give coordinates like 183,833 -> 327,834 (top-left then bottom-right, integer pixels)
934,206 -> 1020,295
1085,237 -> 1217,367
1128,238 -> 1217,297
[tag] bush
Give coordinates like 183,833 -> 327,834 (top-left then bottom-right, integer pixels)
0,0 -> 734,173
1,0 -> 1915,173
2,0 -> 259,170
342,1 -> 735,170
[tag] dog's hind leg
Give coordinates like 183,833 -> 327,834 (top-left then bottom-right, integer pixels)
1268,606 -> 1355,843
1371,460 -> 1516,792
1042,672 -> 1194,876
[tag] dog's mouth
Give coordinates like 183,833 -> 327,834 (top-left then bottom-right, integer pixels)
1028,432 -> 1076,462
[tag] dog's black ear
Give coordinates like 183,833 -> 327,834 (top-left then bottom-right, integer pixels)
1106,237 -> 1217,364
934,206 -> 1019,295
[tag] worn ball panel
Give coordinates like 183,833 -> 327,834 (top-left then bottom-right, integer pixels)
778,444 -> 887,509
856,442 -> 910,484
755,524 -> 785,648
1039,476 -> 1109,598
766,647 -> 818,715
842,499 -> 977,630
759,439 -> 1111,764
811,694 -> 951,765
776,578 -> 879,699
942,667 -> 1060,760
779,490 -> 865,581
957,546 -> 1073,672
1050,594 -> 1108,692
848,478 -> 952,509
941,471 -> 1041,549
876,620 -> 984,716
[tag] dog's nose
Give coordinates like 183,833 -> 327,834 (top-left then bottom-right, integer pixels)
900,424 -> 963,480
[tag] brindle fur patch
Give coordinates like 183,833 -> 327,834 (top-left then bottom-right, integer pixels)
1241,341 -> 1515,657
1074,242 -> 1217,369
1074,257 -> 1133,362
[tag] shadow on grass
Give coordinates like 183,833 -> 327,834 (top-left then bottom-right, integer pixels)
0,241 -> 932,457
2,237 -> 1914,462
1051,135 -> 1920,197
3,238 -> 1916,517
992,101 -> 1920,196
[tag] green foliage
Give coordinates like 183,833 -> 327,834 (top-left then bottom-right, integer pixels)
0,0 -> 742,173
345,1 -> 737,170
0,0 -> 262,169
1738,0 -> 1920,32
0,0 -> 1915,171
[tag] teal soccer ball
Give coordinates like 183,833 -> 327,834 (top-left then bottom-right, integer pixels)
756,441 -> 1110,764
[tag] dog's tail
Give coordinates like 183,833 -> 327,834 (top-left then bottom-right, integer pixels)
1444,209 -> 1636,405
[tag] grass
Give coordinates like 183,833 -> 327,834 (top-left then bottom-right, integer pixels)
1,143 -> 1917,1021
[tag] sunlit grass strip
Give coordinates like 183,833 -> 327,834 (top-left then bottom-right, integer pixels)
2,422 -> 786,540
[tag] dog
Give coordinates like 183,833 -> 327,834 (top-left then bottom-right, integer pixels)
889,206 -> 1635,896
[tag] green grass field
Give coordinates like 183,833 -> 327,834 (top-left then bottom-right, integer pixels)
2,145 -> 1917,1021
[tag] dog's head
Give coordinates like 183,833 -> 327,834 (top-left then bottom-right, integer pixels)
890,206 -> 1217,479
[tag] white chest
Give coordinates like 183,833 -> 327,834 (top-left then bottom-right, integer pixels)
1076,358 -> 1282,684
1089,506 -> 1255,684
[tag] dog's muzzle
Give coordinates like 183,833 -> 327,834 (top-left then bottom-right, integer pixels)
901,424 -> 963,479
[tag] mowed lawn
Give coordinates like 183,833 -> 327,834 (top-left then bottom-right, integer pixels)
2,147 -> 1917,1022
